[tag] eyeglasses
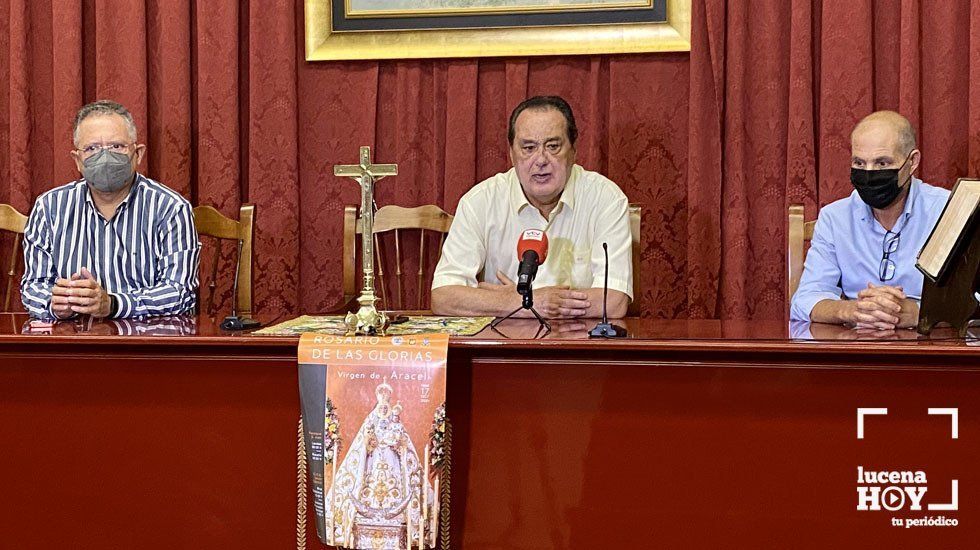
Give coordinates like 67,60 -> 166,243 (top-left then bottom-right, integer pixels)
77,142 -> 133,159
879,230 -> 900,282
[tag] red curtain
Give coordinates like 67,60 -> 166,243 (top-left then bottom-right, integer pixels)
2,0 -> 979,320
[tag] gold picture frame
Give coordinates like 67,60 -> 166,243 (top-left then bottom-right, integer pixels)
304,0 -> 691,61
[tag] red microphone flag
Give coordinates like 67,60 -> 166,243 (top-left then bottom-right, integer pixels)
517,229 -> 549,264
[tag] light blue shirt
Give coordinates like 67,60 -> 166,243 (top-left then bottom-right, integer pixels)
790,177 -> 950,321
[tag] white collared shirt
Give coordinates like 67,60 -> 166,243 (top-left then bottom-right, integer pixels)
432,164 -> 633,299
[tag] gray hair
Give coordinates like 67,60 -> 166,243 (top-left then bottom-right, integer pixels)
896,121 -> 917,156
73,100 -> 138,146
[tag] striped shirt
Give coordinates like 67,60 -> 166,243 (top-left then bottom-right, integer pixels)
20,174 -> 200,319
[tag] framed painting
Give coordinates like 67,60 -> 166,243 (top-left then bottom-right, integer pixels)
304,0 -> 691,61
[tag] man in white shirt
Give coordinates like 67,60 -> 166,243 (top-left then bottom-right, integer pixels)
431,96 -> 632,318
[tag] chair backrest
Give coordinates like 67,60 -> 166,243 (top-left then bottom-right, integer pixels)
342,204 -> 454,311
787,204 -> 817,307
193,204 -> 255,318
627,203 -> 642,317
0,204 -> 28,312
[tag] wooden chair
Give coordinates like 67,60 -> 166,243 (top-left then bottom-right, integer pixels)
193,204 -> 255,318
0,204 -> 28,312
337,203 -> 644,315
339,204 -> 454,312
627,203 -> 642,317
787,204 -> 816,304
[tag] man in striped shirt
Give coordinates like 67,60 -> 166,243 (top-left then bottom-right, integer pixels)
20,100 -> 200,319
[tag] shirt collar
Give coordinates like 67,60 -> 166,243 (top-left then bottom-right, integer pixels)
508,168 -> 529,214
508,164 -> 579,217
82,173 -> 144,213
857,176 -> 921,230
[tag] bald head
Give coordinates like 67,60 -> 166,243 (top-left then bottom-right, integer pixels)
851,111 -> 917,157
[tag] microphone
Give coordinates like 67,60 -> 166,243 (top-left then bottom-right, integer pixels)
516,229 -> 548,295
490,229 -> 552,338
589,242 -> 627,338
220,239 -> 261,331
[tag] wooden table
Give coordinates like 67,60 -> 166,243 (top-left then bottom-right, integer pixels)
1,314 -> 977,549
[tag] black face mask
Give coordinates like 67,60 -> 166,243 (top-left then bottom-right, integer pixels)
850,153 -> 913,209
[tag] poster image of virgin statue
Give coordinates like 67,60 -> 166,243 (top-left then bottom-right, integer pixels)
298,333 -> 449,549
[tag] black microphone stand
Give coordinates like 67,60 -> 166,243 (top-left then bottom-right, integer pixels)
490,275 -> 551,339
220,239 -> 261,331
589,242 -> 627,338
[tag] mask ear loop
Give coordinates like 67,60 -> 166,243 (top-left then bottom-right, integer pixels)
898,149 -> 916,188
890,150 -> 917,234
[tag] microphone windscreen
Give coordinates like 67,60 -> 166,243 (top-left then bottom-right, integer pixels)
517,229 -> 549,264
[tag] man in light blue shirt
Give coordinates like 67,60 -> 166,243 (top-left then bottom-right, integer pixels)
791,111 -> 950,329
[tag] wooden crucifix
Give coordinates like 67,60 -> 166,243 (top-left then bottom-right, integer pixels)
334,146 -> 398,335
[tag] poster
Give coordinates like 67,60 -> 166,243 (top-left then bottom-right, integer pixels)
299,333 -> 449,549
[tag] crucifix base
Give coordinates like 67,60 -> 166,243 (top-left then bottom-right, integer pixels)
344,297 -> 389,336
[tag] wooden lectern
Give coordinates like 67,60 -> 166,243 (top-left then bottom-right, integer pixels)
917,178 -> 980,336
